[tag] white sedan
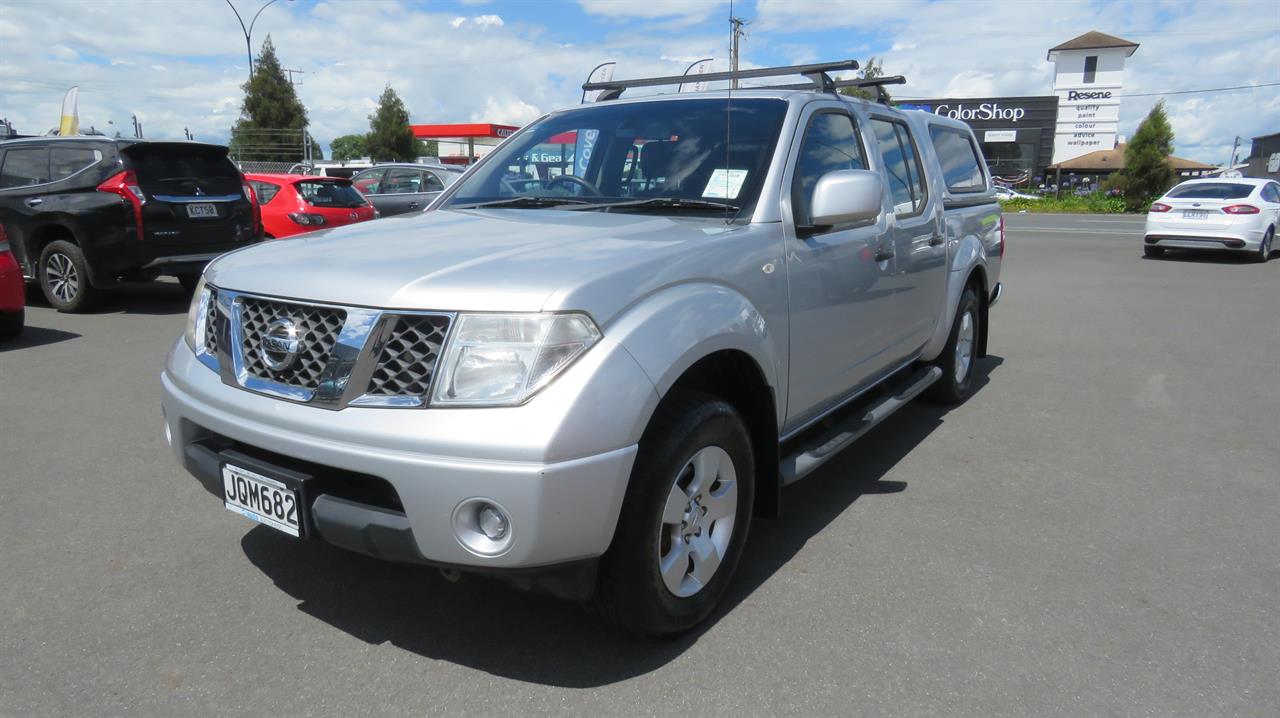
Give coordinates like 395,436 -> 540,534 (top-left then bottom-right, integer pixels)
1144,178 -> 1280,262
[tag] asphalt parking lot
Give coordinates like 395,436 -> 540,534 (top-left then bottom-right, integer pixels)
1,212 -> 1276,717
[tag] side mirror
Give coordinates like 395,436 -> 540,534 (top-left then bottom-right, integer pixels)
809,169 -> 884,227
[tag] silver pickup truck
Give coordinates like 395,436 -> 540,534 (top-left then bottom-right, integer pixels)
162,62 -> 1003,636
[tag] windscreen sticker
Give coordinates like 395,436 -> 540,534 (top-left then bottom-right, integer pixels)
702,168 -> 748,199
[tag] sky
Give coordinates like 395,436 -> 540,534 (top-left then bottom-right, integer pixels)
1,0 -> 1277,165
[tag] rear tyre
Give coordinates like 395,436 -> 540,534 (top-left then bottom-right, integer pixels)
0,308 -> 23,341
39,240 -> 98,313
589,392 -> 754,637
177,273 -> 201,293
1144,246 -> 1165,258
926,286 -> 981,405
1256,228 -> 1273,263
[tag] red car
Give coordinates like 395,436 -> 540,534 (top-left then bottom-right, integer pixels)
244,174 -> 378,239
0,224 -> 24,340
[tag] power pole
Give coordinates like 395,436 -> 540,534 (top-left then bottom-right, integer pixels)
729,16 -> 747,88
284,68 -> 304,87
1227,135 -> 1241,170
131,114 -> 142,138
184,127 -> 193,141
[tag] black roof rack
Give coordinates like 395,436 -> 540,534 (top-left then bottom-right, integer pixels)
583,60 -> 861,101
770,75 -> 907,104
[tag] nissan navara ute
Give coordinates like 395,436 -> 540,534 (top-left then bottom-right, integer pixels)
161,62 -> 1004,636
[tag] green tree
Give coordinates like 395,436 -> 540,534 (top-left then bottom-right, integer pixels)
365,84 -> 417,161
1111,101 -> 1176,211
229,36 -> 310,163
330,133 -> 368,162
414,138 -> 440,158
837,57 -> 889,102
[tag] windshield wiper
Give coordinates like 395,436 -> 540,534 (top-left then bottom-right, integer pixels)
571,197 -> 740,213
450,196 -> 595,210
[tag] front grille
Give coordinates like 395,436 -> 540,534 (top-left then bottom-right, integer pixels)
365,314 -> 451,397
239,297 -> 346,389
204,290 -> 221,355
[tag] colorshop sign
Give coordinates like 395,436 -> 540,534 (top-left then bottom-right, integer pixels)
935,103 -> 1027,122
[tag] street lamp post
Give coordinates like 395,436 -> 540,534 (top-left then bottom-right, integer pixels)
224,0 -> 291,80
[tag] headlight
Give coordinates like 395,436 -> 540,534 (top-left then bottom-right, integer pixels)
431,313 -> 601,407
183,276 -> 210,353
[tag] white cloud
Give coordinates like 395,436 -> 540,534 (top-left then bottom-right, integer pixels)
473,14 -> 505,28
578,0 -> 722,21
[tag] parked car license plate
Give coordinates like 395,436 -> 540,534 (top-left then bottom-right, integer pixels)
222,463 -> 300,536
187,203 -> 218,219
1182,209 -> 1208,219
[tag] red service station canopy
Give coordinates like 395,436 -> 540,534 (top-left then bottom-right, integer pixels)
408,123 -> 521,165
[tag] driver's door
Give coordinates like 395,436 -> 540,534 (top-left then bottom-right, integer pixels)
782,104 -> 898,430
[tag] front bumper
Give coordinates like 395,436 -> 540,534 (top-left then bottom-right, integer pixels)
162,335 -> 656,577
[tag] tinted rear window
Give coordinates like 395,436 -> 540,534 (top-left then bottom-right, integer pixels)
50,147 -> 103,181
1166,183 -> 1254,200
0,146 -> 50,187
125,145 -> 241,195
929,127 -> 986,193
297,180 -> 367,208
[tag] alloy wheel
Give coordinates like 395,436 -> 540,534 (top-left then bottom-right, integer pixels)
954,310 -> 975,382
46,253 -> 79,304
657,445 -> 738,598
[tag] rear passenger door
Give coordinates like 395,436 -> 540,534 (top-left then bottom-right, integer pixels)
375,168 -> 437,216
869,116 -> 946,351
0,144 -> 52,273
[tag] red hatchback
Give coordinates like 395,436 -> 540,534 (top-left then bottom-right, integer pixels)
245,174 -> 378,239
0,224 -> 24,340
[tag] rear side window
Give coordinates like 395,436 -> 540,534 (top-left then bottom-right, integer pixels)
50,147 -> 103,181
382,168 -> 424,194
929,127 -> 986,193
296,180 -> 367,208
125,146 -> 241,195
871,118 -> 927,216
249,180 -> 281,205
0,147 -> 51,188
423,172 -> 445,192
792,112 -> 866,226
1166,183 -> 1254,200
353,168 -> 385,194
1265,184 -> 1280,203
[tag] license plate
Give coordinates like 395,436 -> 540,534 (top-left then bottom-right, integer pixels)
222,464 -> 301,537
187,203 -> 218,219
1182,209 -> 1209,219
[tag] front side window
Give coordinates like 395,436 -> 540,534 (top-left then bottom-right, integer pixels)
929,127 -> 986,194
50,147 -> 102,181
443,98 -> 789,217
0,147 -> 50,188
791,112 -> 866,226
871,118 -> 926,216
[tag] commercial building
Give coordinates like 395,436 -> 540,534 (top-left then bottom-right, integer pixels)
896,96 -> 1059,185
1246,132 -> 1280,179
1046,143 -> 1215,191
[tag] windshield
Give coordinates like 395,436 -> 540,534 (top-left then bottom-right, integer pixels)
443,98 -> 789,217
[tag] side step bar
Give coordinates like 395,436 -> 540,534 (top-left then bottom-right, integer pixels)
780,366 -> 942,486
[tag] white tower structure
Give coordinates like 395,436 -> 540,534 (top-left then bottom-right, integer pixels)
1048,31 -> 1139,165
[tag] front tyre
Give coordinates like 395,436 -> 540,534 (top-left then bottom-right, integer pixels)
926,286 -> 981,405
590,392 -> 754,637
39,240 -> 99,313
1144,246 -> 1165,258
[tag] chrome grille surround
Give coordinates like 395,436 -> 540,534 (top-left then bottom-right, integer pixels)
205,286 -> 453,410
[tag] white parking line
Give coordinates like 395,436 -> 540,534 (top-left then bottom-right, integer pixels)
1009,227 -> 1139,234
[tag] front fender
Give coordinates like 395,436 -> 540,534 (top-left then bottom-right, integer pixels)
606,281 -> 782,406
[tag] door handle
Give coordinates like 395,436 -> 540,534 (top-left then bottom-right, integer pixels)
874,249 -> 895,262
24,197 -> 43,207
928,235 -> 944,247
407,201 -> 420,209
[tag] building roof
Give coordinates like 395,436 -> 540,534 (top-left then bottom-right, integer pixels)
1047,31 -> 1140,60
1048,144 -> 1216,172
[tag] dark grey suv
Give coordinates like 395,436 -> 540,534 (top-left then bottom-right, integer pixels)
0,137 -> 260,311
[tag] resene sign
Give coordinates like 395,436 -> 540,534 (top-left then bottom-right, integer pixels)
1066,90 -> 1113,101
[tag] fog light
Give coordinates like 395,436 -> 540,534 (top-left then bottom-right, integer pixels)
478,504 -> 507,540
